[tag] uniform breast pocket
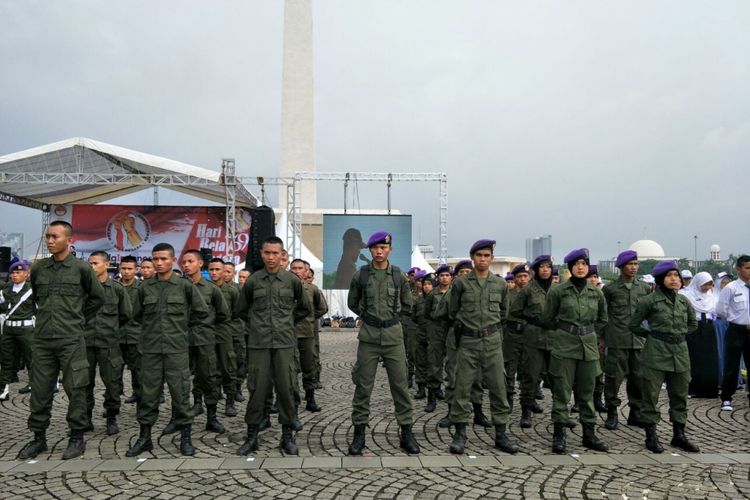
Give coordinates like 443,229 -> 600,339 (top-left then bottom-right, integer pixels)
733,295 -> 747,311
101,303 -> 118,315
167,296 -> 185,315
278,288 -> 294,308
56,278 -> 82,296
143,296 -> 158,315
488,292 -> 502,312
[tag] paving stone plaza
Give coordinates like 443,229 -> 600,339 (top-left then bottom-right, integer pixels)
1,330 -> 749,499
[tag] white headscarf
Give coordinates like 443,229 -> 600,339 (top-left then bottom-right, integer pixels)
679,271 -> 716,316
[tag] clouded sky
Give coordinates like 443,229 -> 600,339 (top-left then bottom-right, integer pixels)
1,0 -> 748,262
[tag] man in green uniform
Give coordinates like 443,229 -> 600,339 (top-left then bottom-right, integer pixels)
410,272 -> 429,399
347,231 -> 420,455
209,258 -> 239,417
118,256 -> 142,405
181,250 -> 229,434
139,258 -> 155,280
290,259 -> 328,412
448,239 -> 518,454
0,260 -> 35,401
236,236 -> 311,456
17,221 -> 105,460
582,264 -> 607,414
223,261 -> 247,403
629,260 -> 700,453
85,251 -> 132,435
306,267 -> 324,389
424,265 -> 452,412
126,242 -> 211,457
601,250 -> 650,430
542,248 -> 608,454
504,262 -> 530,412
402,268 -> 420,390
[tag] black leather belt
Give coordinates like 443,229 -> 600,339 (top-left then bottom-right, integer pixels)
699,313 -> 713,323
557,322 -> 595,336
729,322 -> 750,331
650,331 -> 686,344
462,324 -> 500,338
506,320 -> 524,333
363,315 -> 401,328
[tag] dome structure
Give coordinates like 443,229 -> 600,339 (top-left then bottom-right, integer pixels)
629,240 -> 665,259
710,244 -> 720,253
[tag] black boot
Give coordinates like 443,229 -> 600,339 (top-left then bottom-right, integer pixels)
438,405 -> 452,428
552,423 -> 566,454
84,409 -> 94,432
126,424 -> 153,457
563,417 -> 577,429
529,401 -> 544,414
235,384 -> 246,402
535,383 -> 544,400
237,424 -> 260,455
449,423 -> 467,454
435,387 -> 445,400
407,371 -> 414,389
604,406 -> 618,430
205,404 -> 226,433
192,396 -> 204,416
259,412 -> 272,432
581,423 -> 608,452
593,394 -> 607,413
626,406 -> 646,428
414,384 -> 426,400
180,424 -> 196,456
494,424 -> 519,453
670,422 -> 699,452
291,417 -> 304,432
62,430 -> 86,460
18,384 -> 32,395
162,407 -> 178,435
506,393 -> 514,413
519,406 -> 532,428
399,424 -> 420,454
124,394 -> 139,404
280,424 -> 299,455
424,389 -> 437,413
305,389 -> 321,412
472,402 -> 492,428
17,431 -> 47,460
645,424 -> 663,453
225,395 -> 238,417
106,409 -> 120,436
570,402 -> 580,413
348,423 -> 366,455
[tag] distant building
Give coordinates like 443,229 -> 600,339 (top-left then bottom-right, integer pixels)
526,235 -> 552,262
598,239 -> 681,276
710,244 -> 721,261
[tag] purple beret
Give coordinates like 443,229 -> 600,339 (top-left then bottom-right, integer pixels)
406,266 -> 421,275
413,270 -> 427,281
587,264 -> 599,277
552,267 -> 560,276
615,250 -> 638,268
453,260 -> 473,275
563,248 -> 589,264
435,264 -> 451,276
531,255 -> 552,270
420,272 -> 435,282
470,239 -> 496,255
652,260 -> 678,277
367,231 -> 392,247
504,273 -> 514,280
9,260 -> 27,272
511,263 -> 530,275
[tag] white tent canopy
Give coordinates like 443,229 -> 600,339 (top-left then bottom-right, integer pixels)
0,137 -> 258,208
411,246 -> 435,273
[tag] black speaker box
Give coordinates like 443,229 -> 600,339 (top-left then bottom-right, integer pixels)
247,206 -> 276,272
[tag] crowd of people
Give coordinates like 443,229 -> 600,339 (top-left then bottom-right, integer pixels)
0,220 -> 748,460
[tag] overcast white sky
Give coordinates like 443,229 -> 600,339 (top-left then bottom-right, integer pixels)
1,0 -> 748,261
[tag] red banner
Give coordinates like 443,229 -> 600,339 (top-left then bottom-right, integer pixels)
50,204 -> 251,264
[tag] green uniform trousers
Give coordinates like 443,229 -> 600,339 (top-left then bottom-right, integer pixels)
215,341 -> 237,398
190,344 -> 221,405
503,331 -> 525,396
313,329 -> 322,384
0,325 -> 33,386
604,347 -> 643,409
297,337 -> 317,391
85,345 -> 123,413
450,332 -> 510,424
414,327 -> 430,386
28,336 -> 89,432
640,365 -> 689,425
427,323 -> 448,389
246,347 -> 297,425
233,333 -> 247,388
138,351 -> 193,427
402,318 -> 416,377
444,330 -> 483,405
520,345 -> 551,406
351,341 -> 413,425
119,343 -> 141,399
550,355 -> 600,424
595,355 -> 605,397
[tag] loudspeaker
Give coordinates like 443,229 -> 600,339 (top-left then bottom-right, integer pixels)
199,247 -> 213,271
0,247 -> 11,274
247,206 -> 276,272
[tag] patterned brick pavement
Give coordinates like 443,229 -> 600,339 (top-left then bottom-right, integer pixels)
1,330 -> 749,498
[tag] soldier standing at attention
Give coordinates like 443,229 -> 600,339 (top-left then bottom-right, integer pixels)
410,271 -> 428,400
18,221 -> 105,460
602,250 -> 650,430
139,257 -> 155,280
504,262 -> 530,412
347,232 -> 420,456
238,268 -> 251,286
118,256 -> 142,405
126,243 -> 210,457
542,248 -> 608,454
0,260 -> 35,401
582,265 -> 607,414
423,265 -> 452,413
629,260 -> 700,453
223,261 -> 247,403
402,267 -> 421,391
235,236 -> 311,456
85,251 -> 132,435
208,258 -> 239,418
448,240 -> 518,455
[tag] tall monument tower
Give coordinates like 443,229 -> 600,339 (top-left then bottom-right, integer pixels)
280,0 -> 316,209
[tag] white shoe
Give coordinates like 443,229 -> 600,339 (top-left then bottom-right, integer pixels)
721,400 -> 733,411
0,384 -> 9,401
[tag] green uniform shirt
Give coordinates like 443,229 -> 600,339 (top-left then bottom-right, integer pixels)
119,280 -> 142,344
508,279 -> 553,349
227,281 -> 245,338
133,273 -> 211,354
215,280 -> 239,344
628,289 -> 698,373
237,268 -> 311,349
31,254 -> 105,339
602,278 -> 651,349
190,277 -> 229,346
542,280 -> 608,361
84,278 -> 132,348
412,293 -> 427,329
348,263 -> 412,346
425,288 -> 449,323
448,271 -> 507,331
295,282 -> 328,338
0,281 -> 35,321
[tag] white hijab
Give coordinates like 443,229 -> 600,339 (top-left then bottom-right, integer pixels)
679,271 -> 716,315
